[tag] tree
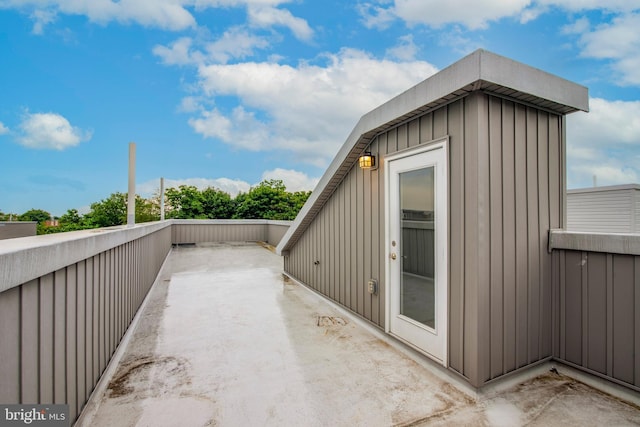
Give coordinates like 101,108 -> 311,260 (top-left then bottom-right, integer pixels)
165,185 -> 204,219
290,190 -> 312,215
201,187 -> 233,219
59,208 -> 82,225
19,209 -> 52,223
165,185 -> 233,219
135,195 -> 160,223
233,179 -> 308,220
84,192 -> 127,227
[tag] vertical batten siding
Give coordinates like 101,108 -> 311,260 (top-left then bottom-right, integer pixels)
480,96 -> 560,384
0,226 -> 171,423
286,98 -> 466,330
449,98 -> 465,376
489,95 -> 505,380
553,248 -> 640,391
0,286 -> 20,403
172,220 -> 291,245
285,93 -> 564,388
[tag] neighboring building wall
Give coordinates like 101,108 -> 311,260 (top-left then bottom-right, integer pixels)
550,231 -> 640,392
284,92 -> 565,387
567,185 -> 640,233
0,221 -> 37,239
0,224 -> 172,422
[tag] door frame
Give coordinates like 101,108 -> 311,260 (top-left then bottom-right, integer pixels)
384,138 -> 449,366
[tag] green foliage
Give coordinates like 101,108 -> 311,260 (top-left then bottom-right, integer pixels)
9,180 -> 311,235
233,179 -> 310,220
19,208 -> 52,223
135,195 -> 160,223
59,208 -> 82,224
201,187 -> 234,219
165,185 -> 233,219
0,211 -> 19,221
84,192 -> 128,227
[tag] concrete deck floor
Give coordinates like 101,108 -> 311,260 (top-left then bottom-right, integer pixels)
77,243 -> 640,427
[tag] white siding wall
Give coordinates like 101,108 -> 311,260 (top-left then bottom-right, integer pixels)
634,190 -> 640,233
567,185 -> 640,233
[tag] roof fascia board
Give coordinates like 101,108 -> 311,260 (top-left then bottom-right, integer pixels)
477,50 -> 589,113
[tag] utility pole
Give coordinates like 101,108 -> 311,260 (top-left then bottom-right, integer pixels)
160,177 -> 165,221
127,142 -> 136,227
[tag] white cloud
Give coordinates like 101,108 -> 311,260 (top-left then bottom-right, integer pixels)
178,96 -> 203,113
188,106 -> 271,151
561,17 -> 590,35
536,0 -> 640,13
574,13 -> 640,85
30,8 -> 57,34
153,28 -> 270,66
392,0 -> 530,29
261,168 -> 319,192
17,112 -> 92,150
357,1 -> 640,31
1,0 -> 310,34
205,27 -> 270,63
1,0 -> 196,31
137,177 -> 251,197
247,5 -> 313,40
566,98 -> 640,188
386,34 -> 418,61
357,2 -> 397,30
153,37 -> 202,66
0,121 -> 9,135
190,48 -> 438,166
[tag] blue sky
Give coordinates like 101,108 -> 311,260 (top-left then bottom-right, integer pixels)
1,0 -> 639,216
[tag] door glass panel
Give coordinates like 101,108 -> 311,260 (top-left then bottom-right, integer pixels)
399,166 -> 435,329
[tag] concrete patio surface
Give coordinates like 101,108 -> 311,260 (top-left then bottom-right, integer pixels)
77,243 -> 640,427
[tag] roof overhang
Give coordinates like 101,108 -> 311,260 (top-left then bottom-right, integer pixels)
277,49 -> 589,255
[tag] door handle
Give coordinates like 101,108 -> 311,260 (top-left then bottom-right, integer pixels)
390,253 -> 397,260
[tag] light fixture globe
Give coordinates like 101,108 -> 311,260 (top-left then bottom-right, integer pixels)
359,152 -> 376,169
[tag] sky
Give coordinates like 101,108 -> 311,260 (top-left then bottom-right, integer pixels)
1,1 -> 639,216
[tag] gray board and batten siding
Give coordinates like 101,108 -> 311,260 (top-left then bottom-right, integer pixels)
0,223 -> 172,421
277,49 -> 589,388
550,231 -> 640,391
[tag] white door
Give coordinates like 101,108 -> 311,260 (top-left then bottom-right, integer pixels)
386,142 -> 447,366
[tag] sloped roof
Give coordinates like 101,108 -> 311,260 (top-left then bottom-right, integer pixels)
277,49 -> 589,255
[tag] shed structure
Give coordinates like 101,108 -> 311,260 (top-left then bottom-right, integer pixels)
0,221 -> 37,240
277,49 -> 589,389
567,184 -> 640,233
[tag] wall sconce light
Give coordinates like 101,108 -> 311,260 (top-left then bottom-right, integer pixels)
359,152 -> 377,170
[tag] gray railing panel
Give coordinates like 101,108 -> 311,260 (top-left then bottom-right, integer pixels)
551,230 -> 640,391
0,225 -> 172,422
0,219 -> 290,422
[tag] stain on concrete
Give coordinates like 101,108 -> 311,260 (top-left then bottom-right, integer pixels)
107,355 -> 191,399
316,315 -> 347,327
